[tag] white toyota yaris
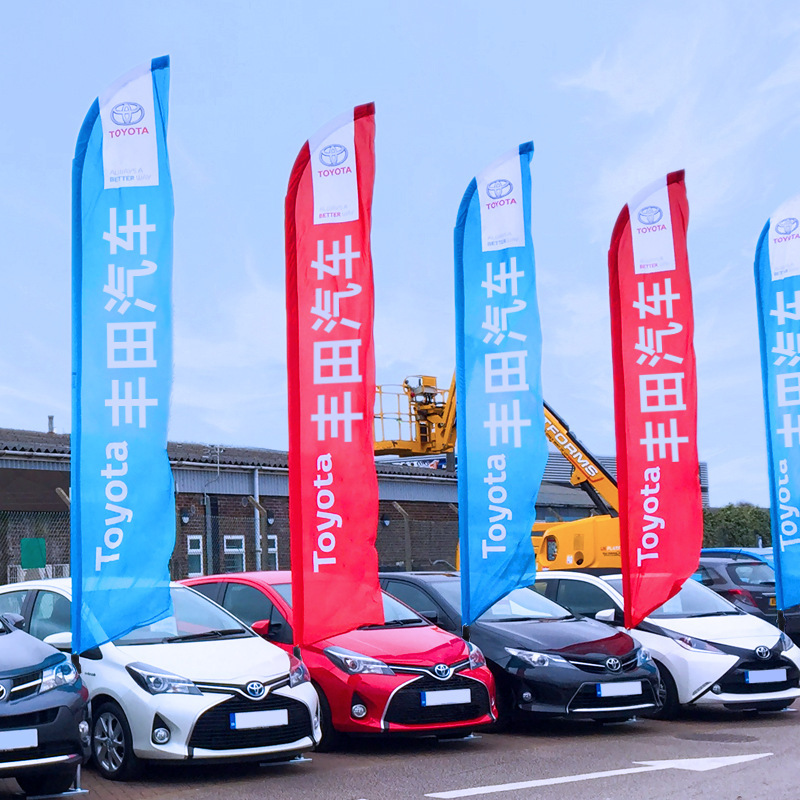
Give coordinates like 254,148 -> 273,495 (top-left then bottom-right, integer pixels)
532,571 -> 800,717
0,579 -> 321,780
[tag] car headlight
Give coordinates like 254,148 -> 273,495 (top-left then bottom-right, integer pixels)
504,647 -> 567,668
289,654 -> 311,687
324,646 -> 394,675
126,662 -> 201,695
664,631 -> 724,654
466,641 -> 486,669
636,647 -> 652,666
779,632 -> 794,652
40,657 -> 79,693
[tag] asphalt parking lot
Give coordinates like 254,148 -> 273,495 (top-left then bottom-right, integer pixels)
2,706 -> 798,800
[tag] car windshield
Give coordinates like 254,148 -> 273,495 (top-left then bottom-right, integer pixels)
728,562 -> 775,586
273,584 -> 428,626
431,580 -> 572,622
114,587 -> 253,645
604,576 -> 739,618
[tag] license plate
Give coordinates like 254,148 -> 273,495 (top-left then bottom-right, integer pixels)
770,597 -> 777,607
0,728 -> 38,750
745,668 -> 786,684
421,688 -> 471,707
230,709 -> 288,730
596,680 -> 642,698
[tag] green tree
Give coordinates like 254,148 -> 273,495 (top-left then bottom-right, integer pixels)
703,503 -> 771,548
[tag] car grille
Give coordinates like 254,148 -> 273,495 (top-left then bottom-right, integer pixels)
383,675 -> 490,726
567,680 -> 657,713
7,670 -> 42,701
0,708 -> 58,731
188,693 -> 312,751
562,652 -> 639,674
717,657 -> 800,695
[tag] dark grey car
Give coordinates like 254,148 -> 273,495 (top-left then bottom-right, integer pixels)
0,613 -> 90,795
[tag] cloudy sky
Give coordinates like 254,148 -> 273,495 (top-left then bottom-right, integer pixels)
2,1 -> 799,507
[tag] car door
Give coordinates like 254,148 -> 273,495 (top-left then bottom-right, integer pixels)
28,590 -> 71,641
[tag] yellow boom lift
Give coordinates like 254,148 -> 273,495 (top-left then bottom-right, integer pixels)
374,375 -> 622,571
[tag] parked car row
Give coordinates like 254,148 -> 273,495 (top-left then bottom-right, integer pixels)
1,566 -> 798,791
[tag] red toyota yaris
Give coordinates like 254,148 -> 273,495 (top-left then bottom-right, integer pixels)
183,572 -> 495,747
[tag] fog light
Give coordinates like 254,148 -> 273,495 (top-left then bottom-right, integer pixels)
711,684 -> 722,695
351,703 -> 368,719
153,727 -> 171,744
78,720 -> 90,744
521,691 -> 532,702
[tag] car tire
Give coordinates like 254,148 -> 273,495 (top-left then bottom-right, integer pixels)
15,766 -> 77,796
653,661 -> 680,720
92,701 -> 141,781
314,685 -> 342,752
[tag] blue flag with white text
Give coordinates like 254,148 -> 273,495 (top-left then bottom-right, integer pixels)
454,142 -> 548,626
755,197 -> 800,611
71,57 -> 174,653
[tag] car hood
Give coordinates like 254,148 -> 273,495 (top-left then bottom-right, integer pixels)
478,616 -> 635,657
0,628 -> 63,675
317,624 -> 468,665
655,614 -> 783,648
108,635 -> 291,682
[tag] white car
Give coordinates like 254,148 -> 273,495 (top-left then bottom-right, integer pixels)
532,571 -> 800,717
0,579 -> 321,780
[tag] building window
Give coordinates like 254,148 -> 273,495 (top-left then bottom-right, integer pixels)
187,535 -> 203,577
223,535 -> 245,573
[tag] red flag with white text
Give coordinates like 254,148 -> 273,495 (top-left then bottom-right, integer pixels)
285,104 -> 383,646
608,171 -> 702,629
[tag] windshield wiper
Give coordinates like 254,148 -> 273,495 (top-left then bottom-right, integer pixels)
490,616 -> 547,622
685,611 -> 741,617
358,618 -> 425,629
164,628 -> 247,643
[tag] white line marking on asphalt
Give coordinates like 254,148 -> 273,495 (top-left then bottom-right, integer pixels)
424,752 -> 773,798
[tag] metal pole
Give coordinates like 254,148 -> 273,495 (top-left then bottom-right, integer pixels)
253,468 -> 262,571
392,501 -> 412,571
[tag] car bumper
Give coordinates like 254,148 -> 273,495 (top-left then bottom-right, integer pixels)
319,668 -> 495,736
0,688 -> 90,778
118,682 -> 321,762
506,662 -> 660,719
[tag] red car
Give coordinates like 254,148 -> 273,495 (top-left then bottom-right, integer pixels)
183,572 -> 495,747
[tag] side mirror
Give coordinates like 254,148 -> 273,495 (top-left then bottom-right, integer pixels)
251,619 -> 271,637
1,612 -> 25,630
594,608 -> 616,624
44,631 -> 73,651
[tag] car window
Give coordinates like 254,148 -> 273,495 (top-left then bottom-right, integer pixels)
268,603 -> 293,644
728,562 -> 775,587
690,566 -> 715,586
604,575 -> 738,617
190,582 -> 222,604
530,580 -> 555,600
384,581 -> 441,621
0,590 -> 29,620
29,591 -> 71,640
555,580 -> 615,617
222,583 -> 275,626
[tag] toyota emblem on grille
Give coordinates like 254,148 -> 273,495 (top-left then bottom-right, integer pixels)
433,663 -> 452,679
0,685 -> 6,701
246,681 -> 266,698
755,646 -> 771,660
605,657 -> 622,672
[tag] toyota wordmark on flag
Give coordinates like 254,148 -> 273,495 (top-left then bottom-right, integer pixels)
285,104 -> 383,646
755,197 -> 800,610
608,171 -> 702,629
72,57 -> 175,653
454,142 -> 548,627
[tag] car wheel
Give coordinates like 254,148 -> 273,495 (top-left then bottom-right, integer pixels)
16,766 -> 77,796
653,661 -> 680,720
92,701 -> 141,781
314,685 -> 342,752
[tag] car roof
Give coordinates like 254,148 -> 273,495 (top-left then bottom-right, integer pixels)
0,578 -> 187,597
186,571 -> 293,585
378,571 -> 459,581
699,556 -> 764,566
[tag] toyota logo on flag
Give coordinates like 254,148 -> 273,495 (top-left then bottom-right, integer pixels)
775,217 -> 799,236
320,144 -> 348,167
637,206 -> 663,225
111,102 -> 145,126
755,646 -> 771,660
245,681 -> 266,699
487,179 -> 513,200
605,657 -> 622,672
